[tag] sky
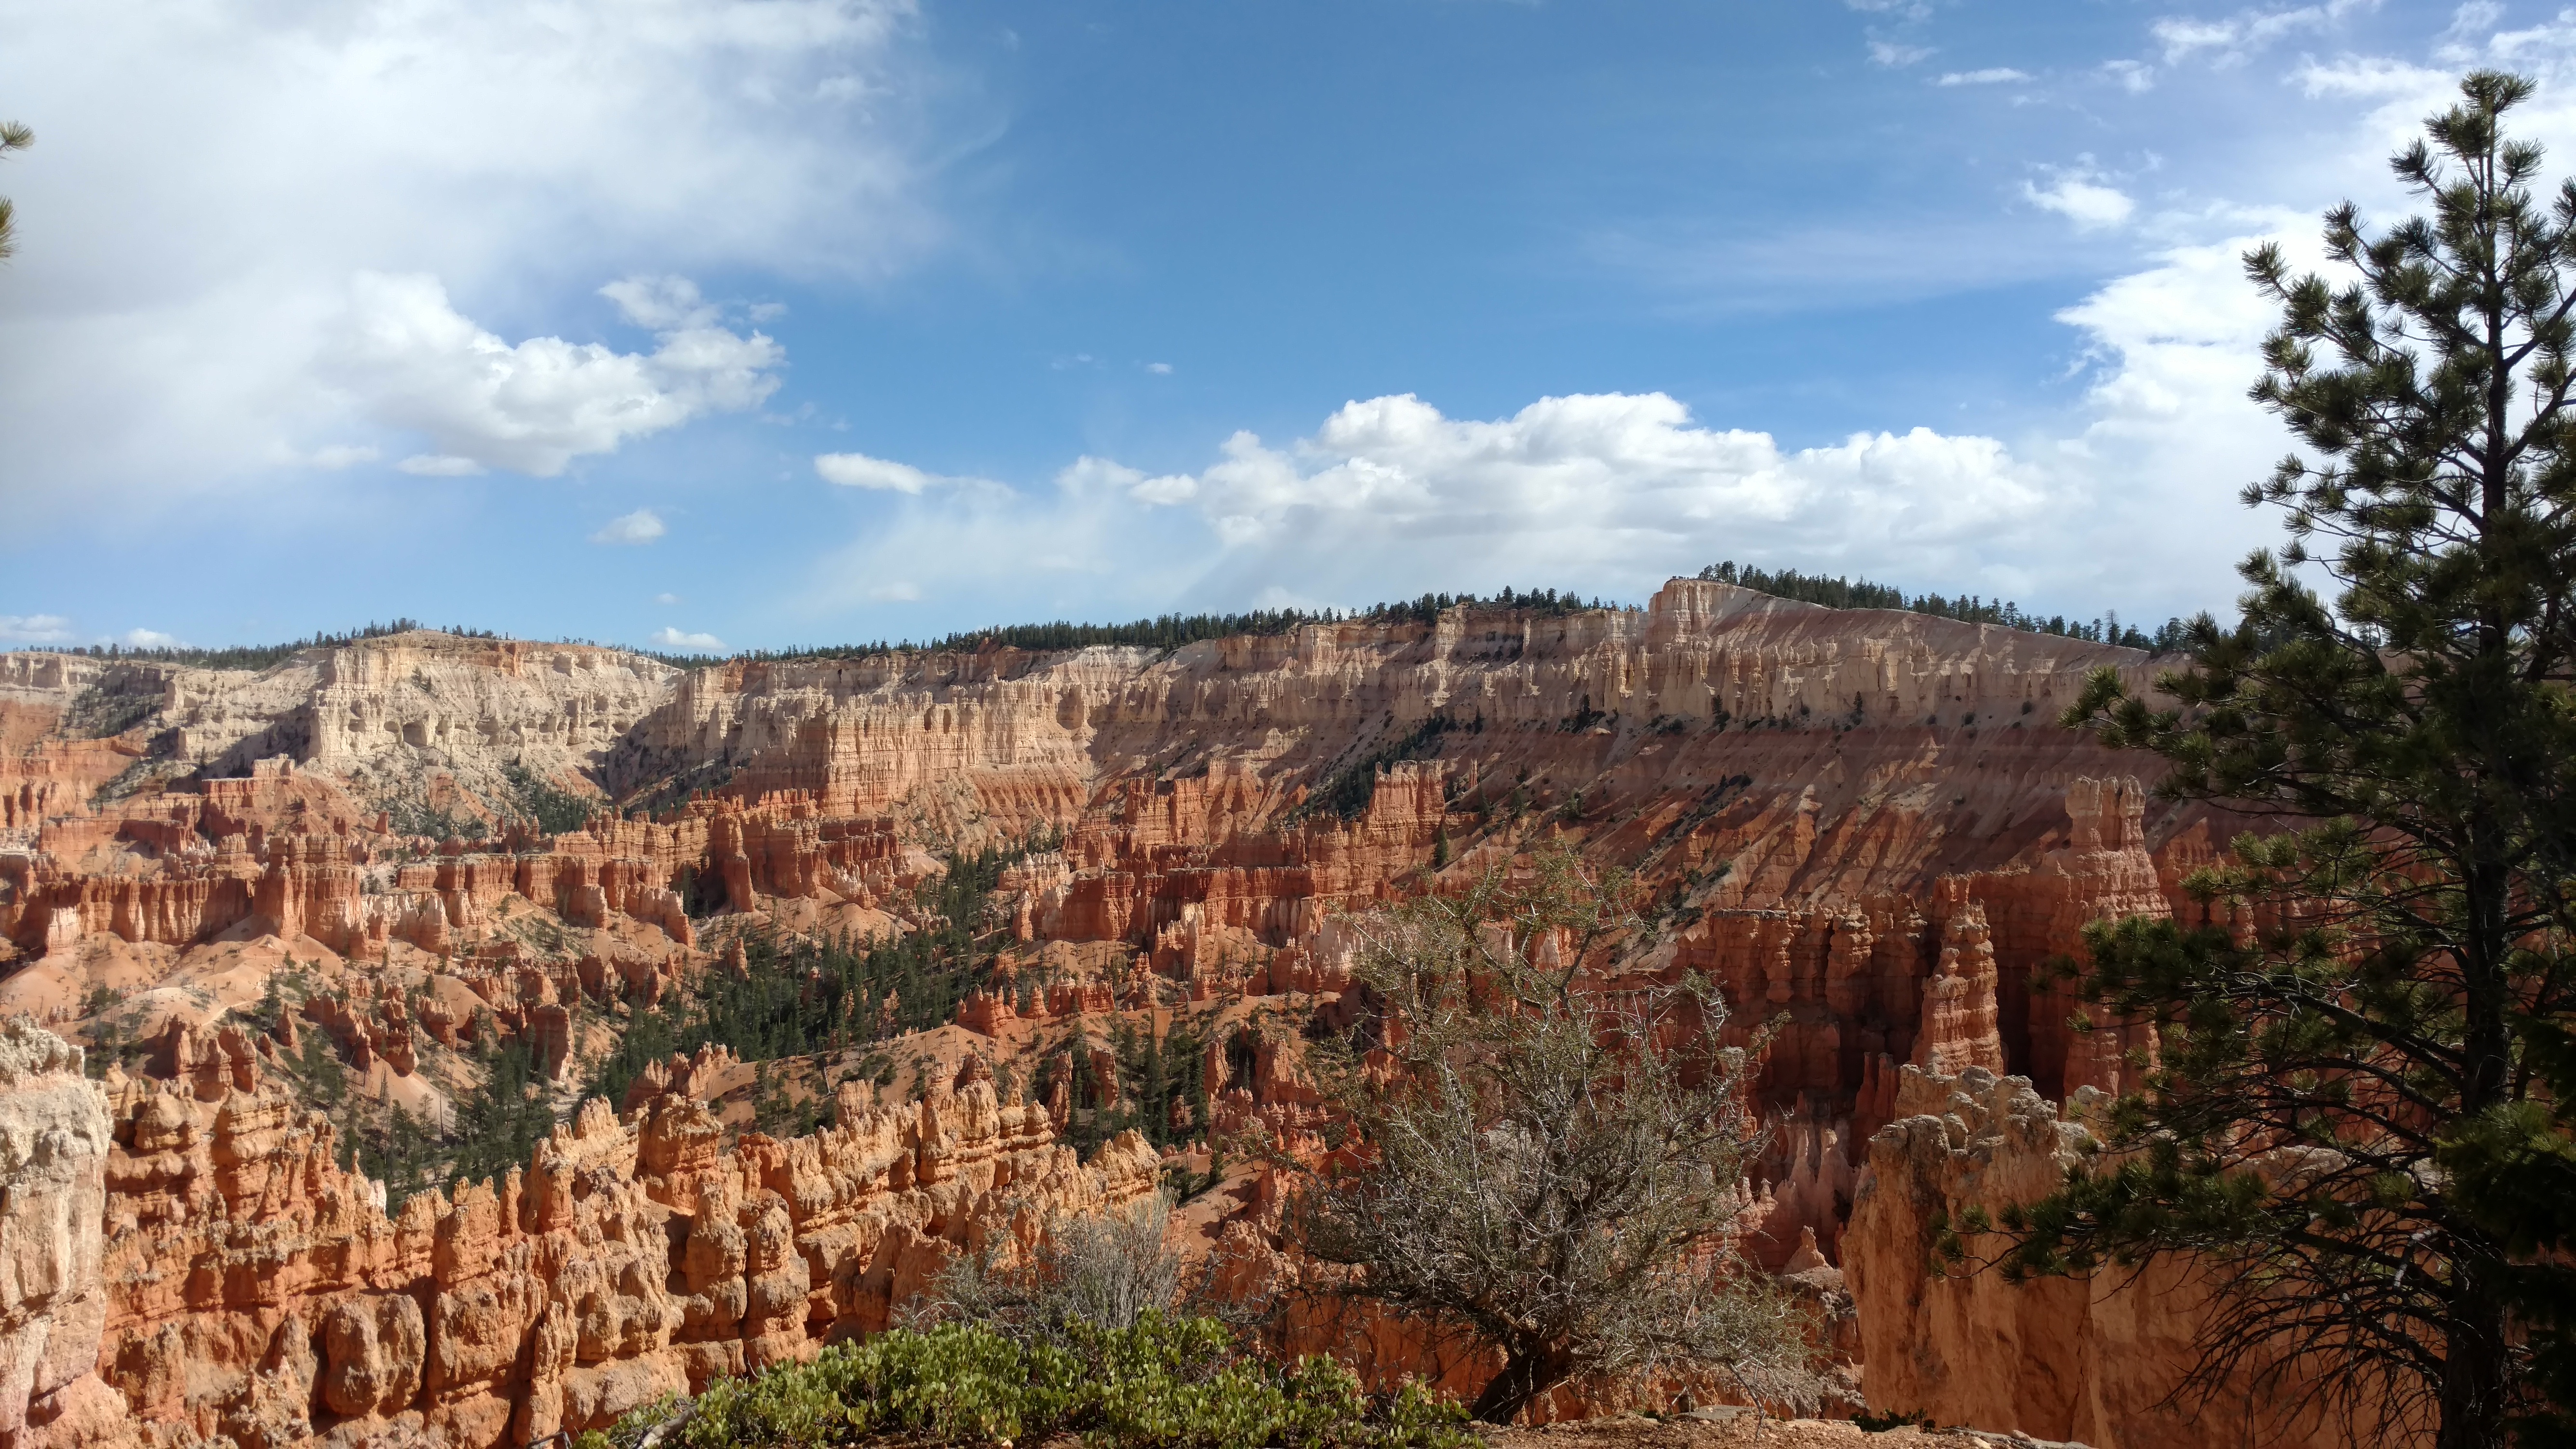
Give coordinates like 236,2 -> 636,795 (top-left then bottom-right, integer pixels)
0,0 -> 2569,654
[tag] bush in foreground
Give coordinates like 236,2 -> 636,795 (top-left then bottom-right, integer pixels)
578,1314 -> 1478,1449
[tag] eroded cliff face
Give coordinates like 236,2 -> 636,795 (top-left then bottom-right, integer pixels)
83,1039 -> 1156,1449
1841,1066 -> 2400,1449
0,1020 -> 124,1449
0,582 -> 2259,1447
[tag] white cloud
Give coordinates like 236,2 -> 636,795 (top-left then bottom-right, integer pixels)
2101,59 -> 2156,93
1938,68 -> 2031,86
598,276 -> 718,331
1869,40 -> 1936,67
2024,168 -> 2137,230
868,581 -> 922,601
398,455 -> 487,477
1146,362 -> 1174,375
0,0 -> 932,511
304,445 -> 381,469
807,392 -> 2064,621
335,272 -> 783,477
814,451 -> 997,493
592,509 -> 668,545
2150,0 -> 2378,67
0,615 -> 76,645
650,626 -> 724,650
817,452 -> 933,492
1057,455 -> 1197,505
120,628 -> 182,649
655,592 -> 682,605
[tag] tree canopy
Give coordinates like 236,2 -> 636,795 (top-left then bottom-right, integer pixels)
2005,71 -> 2576,1449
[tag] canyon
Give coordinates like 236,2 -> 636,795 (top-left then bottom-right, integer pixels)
0,580 -> 2287,1449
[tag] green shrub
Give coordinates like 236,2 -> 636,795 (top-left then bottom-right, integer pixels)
579,1314 -> 1476,1449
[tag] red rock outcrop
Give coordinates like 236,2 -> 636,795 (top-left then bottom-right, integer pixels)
1842,1064 -> 2395,1448
79,1041 -> 1157,1449
0,589 -> 2277,1447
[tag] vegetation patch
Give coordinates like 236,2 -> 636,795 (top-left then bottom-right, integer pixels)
584,842 -> 1038,1107
1696,559 -> 2189,653
579,1314 -> 1476,1449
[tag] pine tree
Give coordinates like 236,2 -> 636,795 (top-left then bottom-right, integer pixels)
2003,72 -> 2576,1448
0,121 -> 29,263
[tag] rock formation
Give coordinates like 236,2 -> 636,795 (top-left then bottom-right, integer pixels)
0,1020 -> 125,1449
77,1033 -> 1156,1449
0,582 -> 2290,1447
1843,1065 -> 2391,1449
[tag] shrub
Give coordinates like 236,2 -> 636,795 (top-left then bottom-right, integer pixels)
578,1315 -> 1477,1449
925,1191 -> 1187,1337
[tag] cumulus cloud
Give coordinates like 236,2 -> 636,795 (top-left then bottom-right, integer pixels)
120,628 -> 182,648
0,0 -> 932,510
0,614 -> 76,645
807,391 -> 2060,622
592,509 -> 668,545
2024,168 -> 2137,230
333,272 -> 782,477
1938,68 -> 2031,86
651,626 -> 724,650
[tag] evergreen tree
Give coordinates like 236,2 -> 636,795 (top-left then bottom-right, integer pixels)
2004,73 -> 2576,1447
0,121 -> 28,262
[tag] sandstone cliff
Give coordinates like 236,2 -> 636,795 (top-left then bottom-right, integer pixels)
0,583 -> 2266,1448
1842,1065 -> 2388,1449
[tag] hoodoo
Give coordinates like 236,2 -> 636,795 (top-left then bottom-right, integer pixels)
0,582 -> 2259,1446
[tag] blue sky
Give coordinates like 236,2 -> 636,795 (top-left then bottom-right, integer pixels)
0,0 -> 2561,653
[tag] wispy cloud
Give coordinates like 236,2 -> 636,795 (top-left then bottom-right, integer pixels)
2150,0 -> 2379,67
591,509 -> 667,546
0,614 -> 76,645
815,452 -> 1002,494
1937,67 -> 2030,86
1869,39 -> 1937,67
650,626 -> 723,650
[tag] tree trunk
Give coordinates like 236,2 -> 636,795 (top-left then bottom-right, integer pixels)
1471,1345 -> 1570,1425
2437,1264 -> 2512,1449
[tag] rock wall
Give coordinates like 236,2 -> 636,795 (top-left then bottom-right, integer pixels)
1842,1065 -> 2384,1449
0,585 -> 2278,1448
85,1047 -> 1156,1449
0,1021 -> 126,1449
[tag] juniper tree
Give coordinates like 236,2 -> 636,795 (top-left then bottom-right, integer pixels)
1294,845 -> 1815,1425
2006,72 -> 2576,1448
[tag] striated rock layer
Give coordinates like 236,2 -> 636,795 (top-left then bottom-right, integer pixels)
1842,1065 -> 2406,1448
0,582 -> 2289,1447
70,1032 -> 1155,1449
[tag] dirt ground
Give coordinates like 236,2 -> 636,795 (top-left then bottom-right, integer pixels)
1492,1413 -> 1991,1449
